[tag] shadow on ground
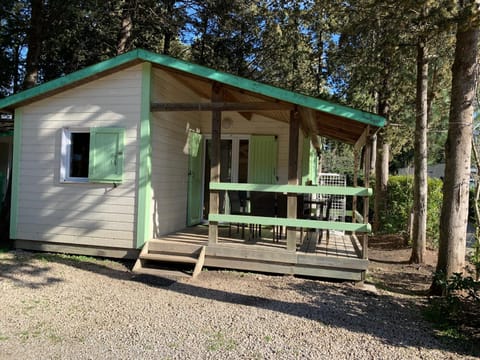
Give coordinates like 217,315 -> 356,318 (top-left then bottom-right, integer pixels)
1,250 -> 478,357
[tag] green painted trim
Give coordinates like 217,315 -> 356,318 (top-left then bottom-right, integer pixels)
136,62 -> 153,249
0,48 -> 385,128
9,109 -> 22,239
137,49 -> 385,127
209,182 -> 373,197
0,51 -> 141,110
208,214 -> 371,233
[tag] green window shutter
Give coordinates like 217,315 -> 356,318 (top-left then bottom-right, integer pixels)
88,127 -> 125,183
301,138 -> 318,185
248,135 -> 277,184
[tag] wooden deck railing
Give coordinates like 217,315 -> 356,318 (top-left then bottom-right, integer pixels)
208,182 -> 372,249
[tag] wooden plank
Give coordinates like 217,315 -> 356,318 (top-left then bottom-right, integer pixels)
354,210 -> 364,223
350,234 -> 363,258
132,266 -> 191,278
208,83 -> 222,244
140,253 -> 198,264
17,223 -> 134,240
148,239 -> 204,254
151,101 -> 294,112
206,244 -> 297,263
354,126 -> 369,152
209,182 -> 373,196
192,246 -> 206,279
133,241 -> 150,272
208,214 -> 372,233
294,266 -> 363,281
14,239 -> 139,259
15,231 -> 135,249
204,257 -> 296,275
352,149 -> 359,224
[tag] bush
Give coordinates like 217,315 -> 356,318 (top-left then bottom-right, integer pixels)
375,175 -> 443,247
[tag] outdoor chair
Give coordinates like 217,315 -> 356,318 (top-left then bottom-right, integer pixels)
249,191 -> 276,240
227,190 -> 250,238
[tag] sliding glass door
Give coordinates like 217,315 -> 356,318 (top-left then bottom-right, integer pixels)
202,136 -> 249,219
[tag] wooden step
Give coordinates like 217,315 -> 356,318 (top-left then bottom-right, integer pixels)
148,239 -> 203,254
132,266 -> 192,279
133,240 -> 206,279
140,252 -> 197,264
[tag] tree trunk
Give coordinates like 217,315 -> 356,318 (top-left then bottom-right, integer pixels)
162,0 -> 175,55
117,0 -> 133,55
410,40 -> 429,264
432,24 -> 479,292
373,76 -> 391,233
373,129 -> 389,232
23,0 -> 43,89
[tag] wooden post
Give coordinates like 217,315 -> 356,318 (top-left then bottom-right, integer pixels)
208,83 -> 222,244
362,127 -> 371,260
352,149 -> 359,224
286,110 -> 300,251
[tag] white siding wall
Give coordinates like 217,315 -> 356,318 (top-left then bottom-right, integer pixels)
200,113 -> 290,183
150,68 -> 297,236
150,69 -> 205,235
16,65 -> 142,248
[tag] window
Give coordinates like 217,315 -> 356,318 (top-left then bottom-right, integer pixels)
61,127 -> 125,183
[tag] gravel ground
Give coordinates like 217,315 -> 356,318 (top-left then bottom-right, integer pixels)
0,251 -> 476,360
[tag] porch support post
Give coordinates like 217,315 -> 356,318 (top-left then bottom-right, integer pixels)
352,148 -> 359,224
362,126 -> 372,261
208,83 -> 222,244
286,109 -> 300,251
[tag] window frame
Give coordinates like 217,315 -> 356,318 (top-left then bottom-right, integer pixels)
60,128 -> 90,183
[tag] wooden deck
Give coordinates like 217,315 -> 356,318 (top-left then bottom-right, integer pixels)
145,225 -> 368,281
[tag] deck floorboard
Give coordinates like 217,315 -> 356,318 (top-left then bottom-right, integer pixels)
155,225 -> 361,260
148,225 -> 367,281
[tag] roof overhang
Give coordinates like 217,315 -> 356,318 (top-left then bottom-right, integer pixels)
0,49 -> 385,145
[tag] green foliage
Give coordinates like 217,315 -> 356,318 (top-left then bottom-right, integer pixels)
424,271 -> 480,351
375,175 -> 443,246
433,271 -> 480,302
471,241 -> 480,280
207,330 -> 237,352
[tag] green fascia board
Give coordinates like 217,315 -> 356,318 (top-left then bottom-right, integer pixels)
209,214 -> 372,233
0,50 -> 142,111
209,182 -> 373,197
137,49 -> 384,127
0,49 -> 385,128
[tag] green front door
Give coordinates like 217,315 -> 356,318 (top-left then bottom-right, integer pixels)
187,133 -> 203,226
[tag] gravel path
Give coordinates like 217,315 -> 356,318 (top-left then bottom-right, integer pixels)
0,251 -> 476,360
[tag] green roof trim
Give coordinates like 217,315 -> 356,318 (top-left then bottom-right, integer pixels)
0,49 -> 385,128
0,50 -> 140,110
